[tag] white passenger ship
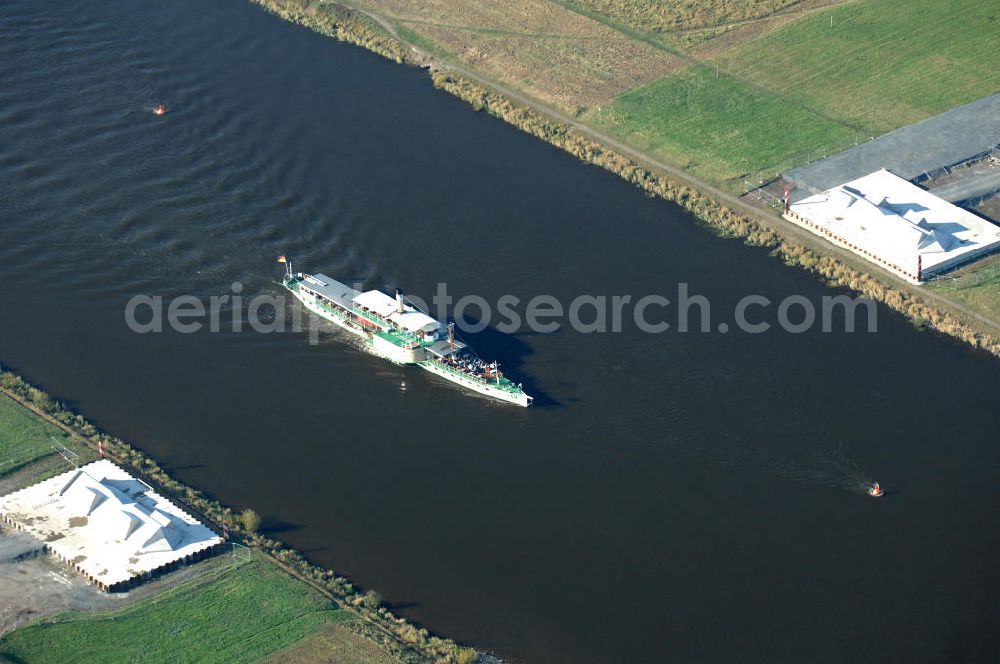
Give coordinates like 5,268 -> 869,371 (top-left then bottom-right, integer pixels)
278,257 -> 532,407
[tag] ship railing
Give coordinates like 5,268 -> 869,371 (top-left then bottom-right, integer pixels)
308,296 -> 419,343
350,307 -> 422,342
309,298 -> 357,323
350,306 -> 386,328
425,358 -> 523,393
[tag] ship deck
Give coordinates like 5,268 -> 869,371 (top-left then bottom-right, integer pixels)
421,358 -> 525,395
299,273 -> 360,310
293,276 -> 423,349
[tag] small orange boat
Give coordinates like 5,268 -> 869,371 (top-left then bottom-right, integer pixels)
867,482 -> 883,498
154,103 -> 166,116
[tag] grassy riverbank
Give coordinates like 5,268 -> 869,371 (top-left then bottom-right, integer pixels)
0,368 -> 477,664
248,0 -> 1000,361
929,256 -> 1000,323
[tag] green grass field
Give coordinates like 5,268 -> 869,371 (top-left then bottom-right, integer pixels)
0,557 -> 360,664
0,394 -> 69,477
578,0 -> 1000,188
715,0 -> 1000,134
585,64 -> 858,183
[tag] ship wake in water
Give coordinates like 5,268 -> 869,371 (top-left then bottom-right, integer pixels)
675,434 -> 877,495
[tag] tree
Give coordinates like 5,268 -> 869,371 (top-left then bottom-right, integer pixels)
362,590 -> 381,610
238,508 -> 261,534
455,648 -> 478,664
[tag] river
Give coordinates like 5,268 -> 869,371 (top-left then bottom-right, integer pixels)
1,0 -> 998,661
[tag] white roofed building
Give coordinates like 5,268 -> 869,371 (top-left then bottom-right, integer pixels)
0,460 -> 222,591
785,169 -> 1000,283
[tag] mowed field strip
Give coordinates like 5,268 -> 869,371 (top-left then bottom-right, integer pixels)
582,66 -> 859,183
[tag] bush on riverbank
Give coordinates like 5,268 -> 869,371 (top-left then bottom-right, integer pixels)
239,508 -> 262,534
0,367 -> 478,664
250,0 -> 407,64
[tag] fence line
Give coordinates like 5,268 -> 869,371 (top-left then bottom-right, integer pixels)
926,261 -> 1000,290
50,436 -> 79,468
743,180 -> 785,207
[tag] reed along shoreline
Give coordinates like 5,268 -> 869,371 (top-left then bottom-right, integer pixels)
249,0 -> 1000,362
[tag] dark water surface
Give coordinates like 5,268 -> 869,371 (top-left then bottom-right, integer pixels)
2,1 -> 998,661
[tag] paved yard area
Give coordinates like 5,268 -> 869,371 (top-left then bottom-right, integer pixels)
928,168 -> 1000,206
0,530 -> 117,636
786,92 -> 1000,198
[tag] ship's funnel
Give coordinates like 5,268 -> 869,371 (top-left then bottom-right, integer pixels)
447,322 -> 455,350
395,288 -> 404,314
